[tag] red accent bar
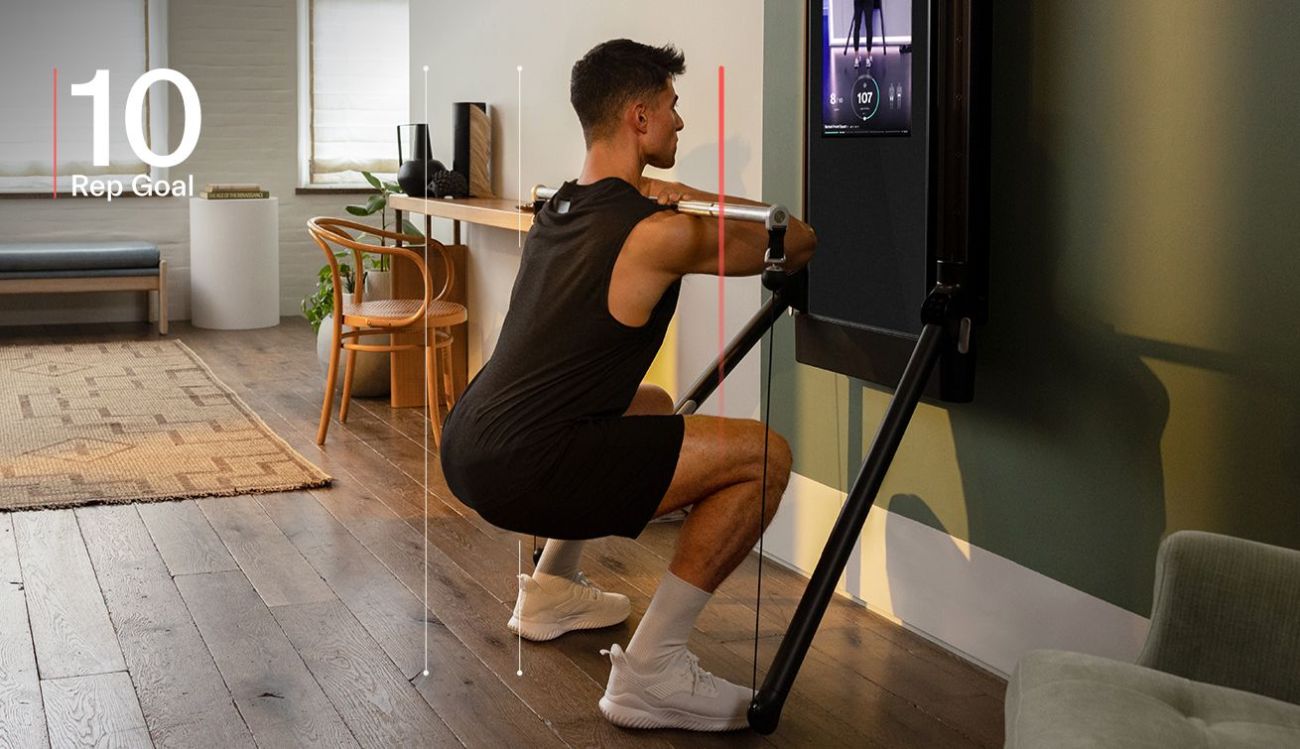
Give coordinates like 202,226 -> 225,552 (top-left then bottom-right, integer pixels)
717,65 -> 726,418
52,67 -> 58,198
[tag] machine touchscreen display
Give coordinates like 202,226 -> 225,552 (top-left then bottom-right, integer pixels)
821,0 -> 913,137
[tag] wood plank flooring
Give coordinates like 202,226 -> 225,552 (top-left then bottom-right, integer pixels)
0,319 -> 1006,748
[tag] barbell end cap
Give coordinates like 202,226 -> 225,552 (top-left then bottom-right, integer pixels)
766,205 -> 790,231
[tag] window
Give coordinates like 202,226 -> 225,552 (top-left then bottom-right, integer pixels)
0,0 -> 164,193
299,0 -> 409,187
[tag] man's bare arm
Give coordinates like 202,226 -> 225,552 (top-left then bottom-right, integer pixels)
635,177 -> 817,277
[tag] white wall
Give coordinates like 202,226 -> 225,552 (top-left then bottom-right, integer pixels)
0,0 -> 361,329
410,0 -> 766,419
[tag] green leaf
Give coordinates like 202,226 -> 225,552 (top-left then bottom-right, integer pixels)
383,181 -> 401,193
345,204 -> 370,216
365,193 -> 386,213
402,219 -> 424,237
362,171 -> 383,190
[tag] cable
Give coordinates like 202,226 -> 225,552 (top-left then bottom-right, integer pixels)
752,301 -> 776,696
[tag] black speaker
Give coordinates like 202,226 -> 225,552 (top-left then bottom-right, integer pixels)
453,102 -> 493,198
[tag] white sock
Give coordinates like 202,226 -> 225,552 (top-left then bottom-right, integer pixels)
625,571 -> 711,669
534,539 -> 584,581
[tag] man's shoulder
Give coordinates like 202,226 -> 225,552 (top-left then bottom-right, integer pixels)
624,211 -> 701,275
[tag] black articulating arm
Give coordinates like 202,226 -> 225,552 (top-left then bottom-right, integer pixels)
747,262 -> 973,734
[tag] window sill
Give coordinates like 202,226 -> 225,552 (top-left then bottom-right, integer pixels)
0,192 -> 177,200
295,187 -> 375,195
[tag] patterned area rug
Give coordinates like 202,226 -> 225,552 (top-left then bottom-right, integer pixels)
0,339 -> 330,512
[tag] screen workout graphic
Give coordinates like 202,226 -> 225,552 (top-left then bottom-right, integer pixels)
821,0 -> 913,137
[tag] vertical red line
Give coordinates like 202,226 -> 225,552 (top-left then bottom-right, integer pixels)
717,65 -> 726,419
52,67 -> 58,199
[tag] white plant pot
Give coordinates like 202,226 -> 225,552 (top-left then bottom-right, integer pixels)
315,269 -> 393,398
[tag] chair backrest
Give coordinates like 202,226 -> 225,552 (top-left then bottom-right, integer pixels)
306,216 -> 454,330
1138,530 -> 1300,704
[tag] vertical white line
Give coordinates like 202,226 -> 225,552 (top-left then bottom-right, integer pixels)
517,65 -> 523,247
421,64 -> 431,679
514,65 -> 525,676
517,539 -> 523,676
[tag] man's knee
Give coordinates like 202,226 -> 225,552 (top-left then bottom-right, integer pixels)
649,385 -> 674,413
746,424 -> 791,491
751,429 -> 791,527
628,384 -> 674,416
766,429 -> 792,491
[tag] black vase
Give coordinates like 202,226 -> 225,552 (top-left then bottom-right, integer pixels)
396,123 -> 445,197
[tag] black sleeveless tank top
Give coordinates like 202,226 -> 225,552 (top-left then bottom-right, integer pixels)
443,176 -> 677,458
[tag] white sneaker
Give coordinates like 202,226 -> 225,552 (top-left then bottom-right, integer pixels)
507,572 -> 631,642
598,644 -> 751,731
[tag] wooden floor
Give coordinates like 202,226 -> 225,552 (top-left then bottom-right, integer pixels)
0,319 -> 1005,748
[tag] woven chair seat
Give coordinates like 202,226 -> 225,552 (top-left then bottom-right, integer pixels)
341,297 -> 467,328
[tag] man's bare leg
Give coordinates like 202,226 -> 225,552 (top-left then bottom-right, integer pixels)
600,393 -> 793,731
655,415 -> 791,590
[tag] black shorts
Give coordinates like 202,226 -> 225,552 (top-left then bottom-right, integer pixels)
442,414 -> 685,540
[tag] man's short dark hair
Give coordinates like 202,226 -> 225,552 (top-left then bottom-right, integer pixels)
570,39 -> 686,146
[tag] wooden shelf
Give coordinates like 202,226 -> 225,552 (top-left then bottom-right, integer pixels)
388,194 -> 535,233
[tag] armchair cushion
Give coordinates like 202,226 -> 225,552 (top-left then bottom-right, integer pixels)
1006,650 -> 1300,749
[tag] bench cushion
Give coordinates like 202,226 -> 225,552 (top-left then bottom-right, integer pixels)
0,268 -> 160,280
0,241 -> 160,273
1006,650 -> 1300,748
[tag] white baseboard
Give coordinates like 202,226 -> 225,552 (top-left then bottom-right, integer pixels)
762,472 -> 1151,677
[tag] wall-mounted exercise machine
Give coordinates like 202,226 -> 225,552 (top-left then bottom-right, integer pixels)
799,0 -> 989,402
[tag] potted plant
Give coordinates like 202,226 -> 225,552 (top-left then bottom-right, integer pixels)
304,171 -> 424,397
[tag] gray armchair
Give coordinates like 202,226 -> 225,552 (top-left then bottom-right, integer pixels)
1006,531 -> 1300,748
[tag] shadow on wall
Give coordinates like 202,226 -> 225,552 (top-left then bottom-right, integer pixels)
933,0 -> 1170,615
815,0 -> 1179,617
944,0 -> 1300,615
882,495 -> 967,640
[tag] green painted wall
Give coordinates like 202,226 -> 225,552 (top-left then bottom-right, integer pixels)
764,0 -> 1300,615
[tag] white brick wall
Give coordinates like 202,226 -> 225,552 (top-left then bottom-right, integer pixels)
0,0 -> 372,329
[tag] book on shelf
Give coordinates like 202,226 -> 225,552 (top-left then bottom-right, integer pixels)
203,183 -> 262,193
200,191 -> 271,199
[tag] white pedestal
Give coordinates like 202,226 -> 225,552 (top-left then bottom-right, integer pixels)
189,197 -> 279,329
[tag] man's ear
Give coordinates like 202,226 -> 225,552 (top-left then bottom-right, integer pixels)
632,102 -> 649,131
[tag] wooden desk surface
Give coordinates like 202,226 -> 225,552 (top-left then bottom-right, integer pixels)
389,194 -> 535,233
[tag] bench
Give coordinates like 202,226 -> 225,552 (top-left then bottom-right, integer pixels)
0,241 -> 168,334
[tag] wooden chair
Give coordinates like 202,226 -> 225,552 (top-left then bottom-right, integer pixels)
307,217 -> 467,447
